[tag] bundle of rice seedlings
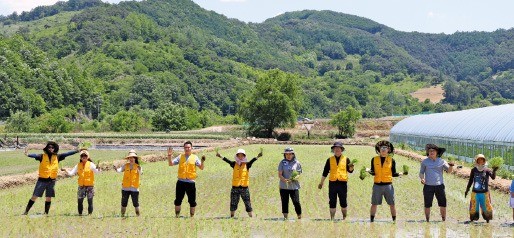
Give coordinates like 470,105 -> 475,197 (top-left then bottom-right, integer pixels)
78,141 -> 93,150
402,165 -> 409,175
350,159 -> 358,165
359,166 -> 367,180
290,170 -> 300,181
489,157 -> 504,169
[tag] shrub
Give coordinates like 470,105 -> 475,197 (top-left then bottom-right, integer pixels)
276,132 -> 292,141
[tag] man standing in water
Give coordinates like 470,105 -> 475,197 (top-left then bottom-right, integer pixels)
318,142 -> 354,220
419,144 -> 454,222
167,141 -> 205,217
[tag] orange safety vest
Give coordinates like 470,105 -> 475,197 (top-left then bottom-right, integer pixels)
373,156 -> 393,183
78,161 -> 95,186
122,163 -> 140,188
329,155 -> 348,182
39,154 -> 59,179
232,163 -> 249,187
178,154 -> 198,180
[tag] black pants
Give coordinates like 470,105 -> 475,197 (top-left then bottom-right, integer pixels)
78,198 -> 94,214
279,189 -> 301,215
329,181 -> 348,208
423,184 -> 446,208
121,190 -> 139,207
174,180 -> 197,207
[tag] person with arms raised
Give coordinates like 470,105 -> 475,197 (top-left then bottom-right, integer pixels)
167,141 -> 205,217
23,141 -> 79,215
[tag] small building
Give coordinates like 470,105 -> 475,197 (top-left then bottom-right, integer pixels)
390,104 -> 514,168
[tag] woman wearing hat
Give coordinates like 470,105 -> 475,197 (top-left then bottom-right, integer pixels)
62,149 -> 100,215
278,147 -> 302,220
216,148 -> 262,218
464,154 -> 497,223
318,141 -> 354,220
22,141 -> 79,215
114,149 -> 143,217
368,140 -> 402,222
419,144 -> 454,222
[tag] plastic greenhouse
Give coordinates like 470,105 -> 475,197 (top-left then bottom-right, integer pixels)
390,104 -> 514,169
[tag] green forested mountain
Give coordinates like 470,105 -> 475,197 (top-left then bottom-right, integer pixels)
0,0 -> 513,132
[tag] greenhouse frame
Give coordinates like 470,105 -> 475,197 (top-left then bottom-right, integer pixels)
390,104 -> 514,169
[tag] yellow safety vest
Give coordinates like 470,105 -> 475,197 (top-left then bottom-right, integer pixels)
178,154 -> 198,180
373,156 -> 393,183
232,163 -> 249,187
39,154 -> 59,179
122,163 -> 140,188
78,161 -> 95,186
329,155 -> 348,182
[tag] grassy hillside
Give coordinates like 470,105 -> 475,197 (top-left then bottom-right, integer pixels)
0,0 -> 513,130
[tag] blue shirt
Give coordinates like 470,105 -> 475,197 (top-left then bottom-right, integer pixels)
510,180 -> 514,193
278,158 -> 302,190
419,157 -> 450,186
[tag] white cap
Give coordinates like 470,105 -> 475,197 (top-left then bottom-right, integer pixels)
236,149 -> 246,156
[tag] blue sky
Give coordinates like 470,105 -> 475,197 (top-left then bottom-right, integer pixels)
1,0 -> 513,34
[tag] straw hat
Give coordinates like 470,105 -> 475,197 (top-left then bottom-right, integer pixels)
474,154 -> 486,163
79,150 -> 90,158
126,149 -> 139,159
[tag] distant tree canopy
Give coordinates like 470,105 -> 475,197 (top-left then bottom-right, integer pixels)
0,0 -> 513,133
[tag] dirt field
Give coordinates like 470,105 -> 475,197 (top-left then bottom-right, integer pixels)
410,85 -> 445,103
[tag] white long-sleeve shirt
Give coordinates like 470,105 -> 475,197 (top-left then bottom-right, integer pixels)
66,162 -> 100,176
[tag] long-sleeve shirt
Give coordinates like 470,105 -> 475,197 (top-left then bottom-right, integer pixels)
28,150 -> 79,162
510,180 -> 514,193
322,156 -> 354,178
419,157 -> 450,186
222,157 -> 258,169
66,162 -> 100,176
466,167 -> 496,193
28,150 -> 79,181
369,156 -> 400,185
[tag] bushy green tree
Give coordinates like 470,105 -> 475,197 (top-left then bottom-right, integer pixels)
330,106 -> 362,138
5,111 -> 33,132
152,103 -> 201,131
37,109 -> 75,133
238,69 -> 302,137
110,110 -> 145,132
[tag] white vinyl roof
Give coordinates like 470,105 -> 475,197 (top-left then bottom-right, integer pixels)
390,104 -> 514,143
